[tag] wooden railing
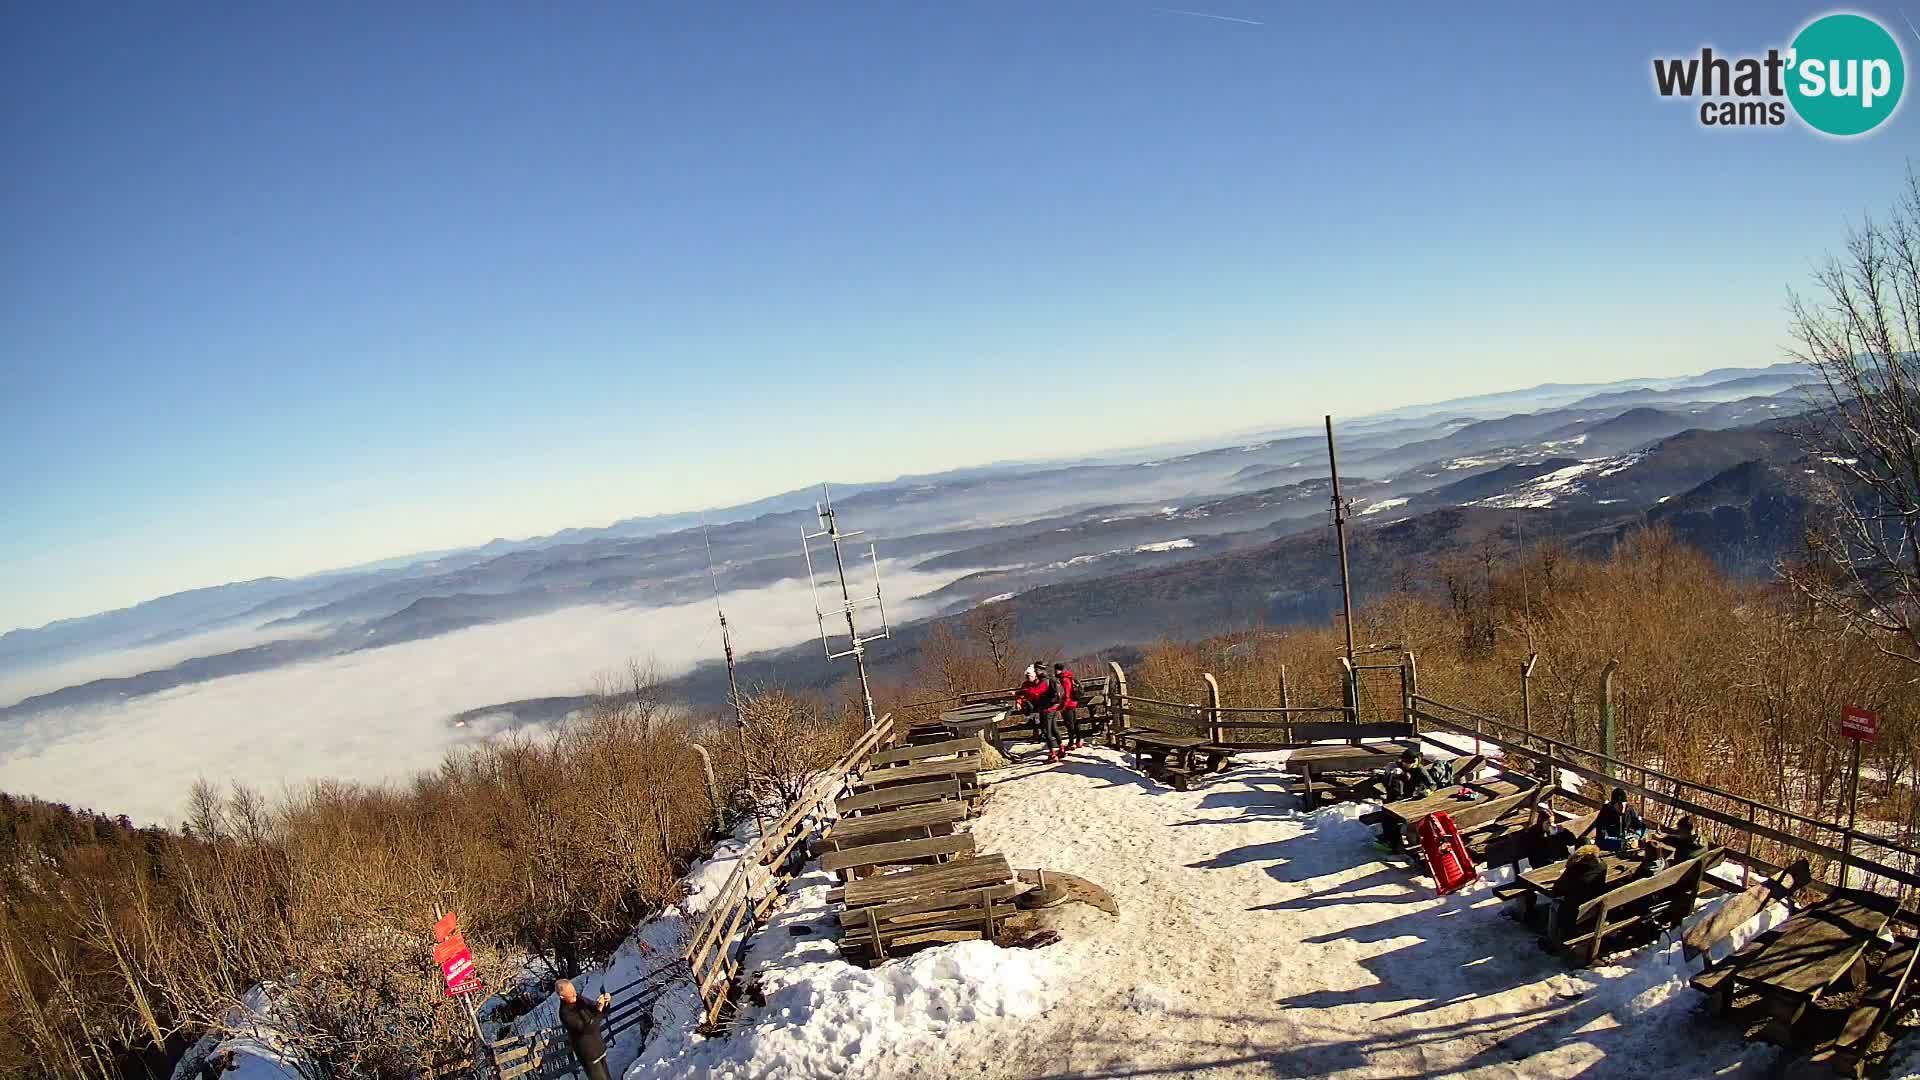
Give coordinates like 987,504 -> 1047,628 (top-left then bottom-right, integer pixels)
1410,694 -> 1920,898
682,713 -> 897,1025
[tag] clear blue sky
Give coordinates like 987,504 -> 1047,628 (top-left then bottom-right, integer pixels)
1,2 -> 1914,631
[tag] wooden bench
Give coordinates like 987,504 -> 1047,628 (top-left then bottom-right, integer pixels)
1560,846 -> 1724,966
1817,939 -> 1919,1077
1289,721 -> 1415,746
1682,858 -> 1812,962
836,777 -> 979,818
835,854 -> 1018,964
825,801 -> 968,849
868,737 -> 984,769
848,758 -> 982,792
1129,733 -> 1234,790
821,832 -> 977,880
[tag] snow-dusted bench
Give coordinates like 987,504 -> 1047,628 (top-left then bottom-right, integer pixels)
833,853 -> 1019,965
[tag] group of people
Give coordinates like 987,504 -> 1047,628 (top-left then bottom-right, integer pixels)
1522,787 -> 1708,950
1014,660 -> 1085,763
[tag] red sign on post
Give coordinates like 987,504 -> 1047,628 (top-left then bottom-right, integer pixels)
1842,705 -> 1879,741
432,913 -> 482,996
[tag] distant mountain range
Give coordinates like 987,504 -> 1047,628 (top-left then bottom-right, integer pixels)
2,361 -> 1831,721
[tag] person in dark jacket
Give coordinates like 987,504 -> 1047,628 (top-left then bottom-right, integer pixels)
197,1050 -> 238,1080
1546,846 -> 1610,948
1667,815 -> 1704,861
1595,788 -> 1646,852
1017,660 -> 1065,762
1054,663 -> 1085,750
1522,807 -> 1578,870
1383,749 -> 1437,801
557,979 -> 613,1080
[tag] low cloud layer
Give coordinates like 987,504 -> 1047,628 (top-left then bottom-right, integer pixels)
0,562 -> 963,825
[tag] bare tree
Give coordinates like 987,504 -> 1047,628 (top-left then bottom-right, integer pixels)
1787,167 -> 1920,666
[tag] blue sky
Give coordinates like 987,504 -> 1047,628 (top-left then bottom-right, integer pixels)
1,2 -> 1914,631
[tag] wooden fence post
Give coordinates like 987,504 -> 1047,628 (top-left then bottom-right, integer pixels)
689,743 -> 725,837
1401,651 -> 1418,733
1203,673 -> 1222,744
1278,663 -> 1291,710
1340,656 -> 1357,721
1520,653 -> 1538,737
1108,661 -> 1129,744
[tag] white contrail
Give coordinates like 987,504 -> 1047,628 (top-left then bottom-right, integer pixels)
1153,7 -> 1264,26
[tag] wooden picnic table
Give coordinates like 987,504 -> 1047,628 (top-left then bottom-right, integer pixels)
1719,891 -> 1899,1035
1127,732 -> 1232,790
1284,743 -> 1410,805
1375,776 -> 1521,831
1509,851 -> 1647,920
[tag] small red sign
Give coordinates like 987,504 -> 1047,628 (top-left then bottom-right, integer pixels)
433,913 -> 481,996
1842,705 -> 1879,741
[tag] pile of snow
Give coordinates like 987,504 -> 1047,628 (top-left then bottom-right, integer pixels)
632,745 -> 1862,1079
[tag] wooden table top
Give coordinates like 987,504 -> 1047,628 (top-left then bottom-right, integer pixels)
1131,733 -> 1208,750
1285,744 -> 1407,771
1730,892 -> 1898,1000
1378,779 -> 1523,824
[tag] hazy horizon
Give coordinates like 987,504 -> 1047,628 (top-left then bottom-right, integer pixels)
7,3 -> 1911,630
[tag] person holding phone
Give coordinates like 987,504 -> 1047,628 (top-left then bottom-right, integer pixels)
556,978 -> 613,1080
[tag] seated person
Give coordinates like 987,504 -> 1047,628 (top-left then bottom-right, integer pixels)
1666,815 -> 1705,861
1594,787 -> 1646,853
1382,749 -> 1438,802
1522,807 -> 1579,870
1546,846 -> 1609,948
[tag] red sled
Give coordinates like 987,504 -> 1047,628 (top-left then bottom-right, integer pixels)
1417,810 -> 1479,896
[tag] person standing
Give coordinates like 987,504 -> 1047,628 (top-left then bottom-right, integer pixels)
557,979 -> 613,1080
1016,661 -> 1064,761
1054,662 -> 1084,750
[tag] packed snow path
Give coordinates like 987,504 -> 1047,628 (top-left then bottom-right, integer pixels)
636,747 -> 1892,1079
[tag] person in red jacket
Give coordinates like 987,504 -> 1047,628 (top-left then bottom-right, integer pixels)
1054,662 -> 1085,750
1016,662 -> 1064,761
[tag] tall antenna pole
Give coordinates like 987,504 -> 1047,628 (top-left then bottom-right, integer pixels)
801,485 -> 889,729
703,521 -> 765,840
1326,415 -> 1356,663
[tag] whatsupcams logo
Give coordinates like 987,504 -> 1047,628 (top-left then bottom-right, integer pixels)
1652,11 -> 1906,135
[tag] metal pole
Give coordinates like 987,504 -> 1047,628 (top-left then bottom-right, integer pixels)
1326,415 -> 1356,664
705,523 -> 768,841
1600,658 -> 1620,779
1843,738 -> 1863,891
823,500 -> 879,729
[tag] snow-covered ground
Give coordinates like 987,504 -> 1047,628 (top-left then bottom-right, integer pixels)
632,745 -> 1918,1080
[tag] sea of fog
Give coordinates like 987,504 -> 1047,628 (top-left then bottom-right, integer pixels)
0,561 -> 966,825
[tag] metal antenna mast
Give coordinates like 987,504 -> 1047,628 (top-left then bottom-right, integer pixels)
1326,415 -> 1356,663
703,520 -> 765,840
801,484 -> 890,729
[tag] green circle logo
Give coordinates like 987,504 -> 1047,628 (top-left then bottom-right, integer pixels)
1787,13 -> 1906,136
